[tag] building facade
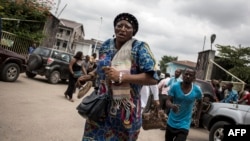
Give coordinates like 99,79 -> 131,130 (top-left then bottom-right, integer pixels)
54,19 -> 85,53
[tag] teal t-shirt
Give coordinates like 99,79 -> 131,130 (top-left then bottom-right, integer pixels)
167,81 -> 202,130
166,77 -> 182,88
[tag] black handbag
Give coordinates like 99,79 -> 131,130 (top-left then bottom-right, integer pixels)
76,91 -> 109,122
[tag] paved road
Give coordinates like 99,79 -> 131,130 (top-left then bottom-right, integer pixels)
0,74 -> 209,141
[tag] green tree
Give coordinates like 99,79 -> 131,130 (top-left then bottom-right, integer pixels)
0,0 -> 50,42
158,55 -> 178,73
215,44 -> 250,83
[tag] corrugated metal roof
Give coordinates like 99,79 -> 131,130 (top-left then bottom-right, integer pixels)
60,19 -> 82,29
172,60 -> 197,68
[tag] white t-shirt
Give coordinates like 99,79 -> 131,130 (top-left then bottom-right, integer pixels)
158,77 -> 170,95
140,84 -> 159,108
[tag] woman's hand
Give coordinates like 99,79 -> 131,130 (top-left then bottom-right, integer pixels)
103,67 -> 120,82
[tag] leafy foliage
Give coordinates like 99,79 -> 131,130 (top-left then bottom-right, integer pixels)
158,55 -> 178,73
0,0 -> 50,42
215,44 -> 250,83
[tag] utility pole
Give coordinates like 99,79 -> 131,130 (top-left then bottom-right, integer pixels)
57,4 -> 67,18
55,0 -> 61,15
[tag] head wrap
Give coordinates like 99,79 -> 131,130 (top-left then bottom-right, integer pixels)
113,13 -> 139,36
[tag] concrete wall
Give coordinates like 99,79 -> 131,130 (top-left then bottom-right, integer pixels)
40,14 -> 60,48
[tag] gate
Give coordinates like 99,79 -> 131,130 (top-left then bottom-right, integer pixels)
0,31 -> 34,58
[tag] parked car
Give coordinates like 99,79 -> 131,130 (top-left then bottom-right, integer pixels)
194,79 -> 217,102
0,47 -> 27,82
191,79 -> 217,127
202,102 -> 250,141
26,47 -> 73,84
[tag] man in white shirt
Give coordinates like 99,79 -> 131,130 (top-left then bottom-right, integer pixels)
140,84 -> 159,112
158,73 -> 171,114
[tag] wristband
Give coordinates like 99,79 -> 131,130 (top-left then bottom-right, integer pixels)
118,72 -> 123,84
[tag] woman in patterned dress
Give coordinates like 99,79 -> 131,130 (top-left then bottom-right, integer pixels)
80,12 -> 159,141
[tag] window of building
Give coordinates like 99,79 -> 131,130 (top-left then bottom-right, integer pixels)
56,41 -> 60,46
66,30 -> 71,36
63,41 -> 68,48
59,29 -> 63,33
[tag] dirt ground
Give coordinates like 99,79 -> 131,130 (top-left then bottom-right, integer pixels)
0,74 -> 208,141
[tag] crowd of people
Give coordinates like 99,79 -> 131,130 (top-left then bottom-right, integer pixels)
64,52 -> 97,102
210,79 -> 250,105
62,12 -> 249,141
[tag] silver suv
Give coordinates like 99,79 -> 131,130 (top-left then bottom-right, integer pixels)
202,102 -> 250,141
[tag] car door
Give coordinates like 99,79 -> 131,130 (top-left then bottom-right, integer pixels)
244,106 -> 250,124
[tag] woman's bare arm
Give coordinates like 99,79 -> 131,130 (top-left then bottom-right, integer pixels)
69,58 -> 76,74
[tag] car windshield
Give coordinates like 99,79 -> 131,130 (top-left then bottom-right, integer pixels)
33,47 -> 51,57
194,80 -> 214,95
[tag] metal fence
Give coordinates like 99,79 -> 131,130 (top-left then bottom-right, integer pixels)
0,31 -> 33,58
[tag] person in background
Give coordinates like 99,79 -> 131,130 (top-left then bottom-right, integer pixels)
165,69 -> 182,89
77,12 -> 158,141
140,85 -> 160,113
158,73 -> 171,115
28,43 -> 36,54
238,84 -> 250,105
238,92 -> 250,105
157,70 -> 164,83
165,68 -> 203,141
217,83 -> 227,101
88,53 -> 97,72
64,51 -> 86,102
82,55 -> 91,73
220,82 -> 238,103
210,79 -> 220,101
89,53 -> 98,90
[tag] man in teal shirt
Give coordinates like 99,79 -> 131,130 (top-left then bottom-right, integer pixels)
166,68 -> 203,141
165,69 -> 182,89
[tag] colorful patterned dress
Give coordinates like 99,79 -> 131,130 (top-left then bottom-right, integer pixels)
82,38 -> 158,141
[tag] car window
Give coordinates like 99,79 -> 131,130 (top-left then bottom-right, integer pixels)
52,51 -> 61,59
61,53 -> 70,62
195,80 -> 214,95
33,47 -> 51,57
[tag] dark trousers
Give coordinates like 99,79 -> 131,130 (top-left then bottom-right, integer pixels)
165,124 -> 189,141
159,94 -> 169,115
64,74 -> 77,99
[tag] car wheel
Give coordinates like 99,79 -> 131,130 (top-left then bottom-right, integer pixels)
1,63 -> 20,82
27,54 -> 42,70
209,121 -> 229,141
26,71 -> 36,78
48,70 -> 60,84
